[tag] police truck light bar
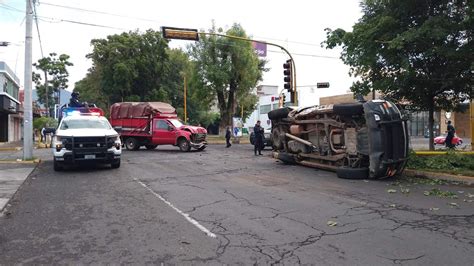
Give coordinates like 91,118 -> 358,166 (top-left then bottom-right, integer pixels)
162,27 -> 199,41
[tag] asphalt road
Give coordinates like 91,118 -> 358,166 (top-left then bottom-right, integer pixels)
0,144 -> 473,265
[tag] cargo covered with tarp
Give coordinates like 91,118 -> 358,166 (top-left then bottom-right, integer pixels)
110,102 -> 176,119
109,102 -> 177,134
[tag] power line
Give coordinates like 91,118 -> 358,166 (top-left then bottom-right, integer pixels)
268,49 -> 340,59
39,2 -> 331,50
39,1 -> 160,23
32,0 -> 44,58
0,4 -> 127,31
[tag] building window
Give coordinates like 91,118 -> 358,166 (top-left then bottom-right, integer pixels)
260,104 -> 271,114
408,111 -> 440,137
272,103 -> 279,110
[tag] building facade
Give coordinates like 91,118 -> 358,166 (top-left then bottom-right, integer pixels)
243,85 -> 290,132
0,62 -> 21,142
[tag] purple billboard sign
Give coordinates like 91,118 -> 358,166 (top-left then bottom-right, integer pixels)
252,42 -> 267,57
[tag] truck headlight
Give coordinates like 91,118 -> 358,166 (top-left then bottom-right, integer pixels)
113,136 -> 121,149
54,135 -> 63,151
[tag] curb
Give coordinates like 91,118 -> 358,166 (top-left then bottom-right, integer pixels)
0,147 -> 22,151
414,151 -> 474,155
404,169 -> 474,185
0,159 -> 41,164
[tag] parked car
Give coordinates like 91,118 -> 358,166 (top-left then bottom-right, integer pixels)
433,135 -> 463,146
249,128 -> 272,148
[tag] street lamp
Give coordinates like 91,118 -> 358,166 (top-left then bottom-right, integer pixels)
162,26 -> 298,106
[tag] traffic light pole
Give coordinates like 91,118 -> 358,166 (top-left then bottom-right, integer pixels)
201,32 -> 297,106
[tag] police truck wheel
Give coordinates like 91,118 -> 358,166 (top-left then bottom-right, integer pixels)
178,139 -> 191,152
125,138 -> 139,150
53,158 -> 63,171
145,144 -> 158,150
111,159 -> 121,169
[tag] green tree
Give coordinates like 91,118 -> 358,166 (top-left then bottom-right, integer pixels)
78,30 -> 216,124
74,66 -> 109,113
32,53 -> 73,116
189,23 -> 266,133
87,30 -> 169,104
324,0 -> 473,150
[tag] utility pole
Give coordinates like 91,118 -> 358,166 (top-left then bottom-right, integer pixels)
23,0 -> 33,160
184,75 -> 187,123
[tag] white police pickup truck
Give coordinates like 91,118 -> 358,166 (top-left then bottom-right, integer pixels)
52,107 -> 122,171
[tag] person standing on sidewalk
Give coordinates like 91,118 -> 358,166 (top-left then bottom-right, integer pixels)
225,127 -> 232,148
445,120 -> 456,149
254,120 -> 264,156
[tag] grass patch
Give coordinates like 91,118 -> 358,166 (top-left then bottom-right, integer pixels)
406,150 -> 474,177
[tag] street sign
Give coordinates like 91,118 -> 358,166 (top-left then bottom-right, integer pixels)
162,27 -> 199,41
317,82 -> 330,88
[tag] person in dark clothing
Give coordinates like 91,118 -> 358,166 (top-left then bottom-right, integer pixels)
69,91 -> 83,107
445,120 -> 456,149
225,127 -> 232,148
254,120 -> 264,155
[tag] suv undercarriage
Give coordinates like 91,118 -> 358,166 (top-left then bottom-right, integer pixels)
269,100 -> 409,179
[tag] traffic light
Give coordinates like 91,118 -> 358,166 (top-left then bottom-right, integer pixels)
283,59 -> 292,92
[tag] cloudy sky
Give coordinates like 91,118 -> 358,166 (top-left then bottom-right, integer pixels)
1,0 -> 362,106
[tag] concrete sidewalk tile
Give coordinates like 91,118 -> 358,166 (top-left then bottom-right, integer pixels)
0,167 -> 35,212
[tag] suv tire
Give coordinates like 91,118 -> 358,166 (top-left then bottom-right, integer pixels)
276,152 -> 296,164
333,103 -> 364,116
336,166 -> 369,179
268,107 -> 291,120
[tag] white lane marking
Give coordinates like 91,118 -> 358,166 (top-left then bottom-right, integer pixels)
133,178 -> 217,238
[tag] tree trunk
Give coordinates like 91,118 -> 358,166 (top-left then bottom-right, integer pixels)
428,98 -> 435,151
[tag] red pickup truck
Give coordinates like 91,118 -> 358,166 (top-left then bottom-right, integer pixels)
110,102 -> 207,151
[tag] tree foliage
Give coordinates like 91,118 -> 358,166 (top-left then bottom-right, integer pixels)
324,0 -> 473,150
87,30 -> 169,103
32,53 -> 73,115
76,29 -> 217,125
189,23 -> 266,131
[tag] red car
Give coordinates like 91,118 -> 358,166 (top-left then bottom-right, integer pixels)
433,135 -> 463,146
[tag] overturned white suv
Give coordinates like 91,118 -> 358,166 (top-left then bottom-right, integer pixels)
52,107 -> 122,171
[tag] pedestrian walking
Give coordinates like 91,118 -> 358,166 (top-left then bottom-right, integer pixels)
254,120 -> 264,156
41,127 -> 46,143
225,127 -> 232,148
445,120 -> 456,149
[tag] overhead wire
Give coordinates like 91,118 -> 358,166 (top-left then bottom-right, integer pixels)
0,4 -> 127,31
32,0 -> 44,58
39,1 -> 159,23
1,2 -> 340,59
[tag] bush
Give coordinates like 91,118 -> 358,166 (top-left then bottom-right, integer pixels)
407,150 -> 474,174
33,117 -> 58,130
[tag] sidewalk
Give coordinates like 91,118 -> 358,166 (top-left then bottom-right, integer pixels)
0,142 -> 50,213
